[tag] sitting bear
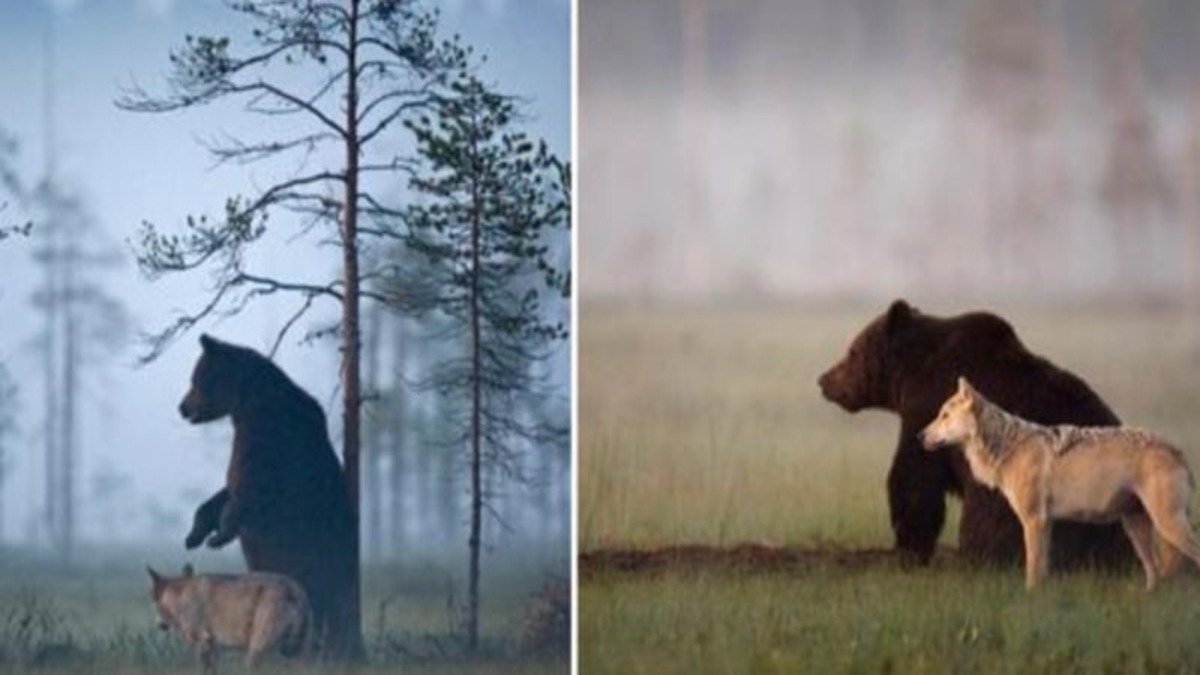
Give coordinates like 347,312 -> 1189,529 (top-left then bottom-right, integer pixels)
818,300 -> 1132,569
179,334 -> 359,657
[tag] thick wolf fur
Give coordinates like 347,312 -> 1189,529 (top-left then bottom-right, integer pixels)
148,564 -> 310,669
921,377 -> 1200,590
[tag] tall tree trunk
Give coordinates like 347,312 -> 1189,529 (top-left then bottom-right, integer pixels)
41,20 -> 61,557
42,237 -> 58,553
338,0 -> 364,658
467,139 -> 484,651
61,238 -> 77,562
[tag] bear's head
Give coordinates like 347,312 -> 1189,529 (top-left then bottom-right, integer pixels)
818,299 -> 917,412
179,334 -> 243,423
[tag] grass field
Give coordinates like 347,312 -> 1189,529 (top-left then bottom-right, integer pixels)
0,549 -> 567,674
579,299 -> 1200,673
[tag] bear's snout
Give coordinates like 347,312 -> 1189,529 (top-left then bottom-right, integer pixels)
179,390 -> 200,421
817,369 -> 835,397
818,366 -> 855,408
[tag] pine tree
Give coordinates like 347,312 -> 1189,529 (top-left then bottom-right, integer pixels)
389,74 -> 570,650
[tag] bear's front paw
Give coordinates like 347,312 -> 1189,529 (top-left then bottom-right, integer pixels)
206,529 -> 236,549
184,528 -> 209,550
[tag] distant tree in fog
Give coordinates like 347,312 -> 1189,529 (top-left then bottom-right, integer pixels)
1098,0 -> 1174,225
116,0 -> 472,659
0,363 -> 17,543
961,0 -> 1063,252
383,74 -> 570,650
90,461 -> 132,541
29,177 -> 127,562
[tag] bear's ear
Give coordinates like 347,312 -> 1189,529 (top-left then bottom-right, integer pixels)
200,334 -> 217,352
885,299 -> 913,334
182,562 -> 194,578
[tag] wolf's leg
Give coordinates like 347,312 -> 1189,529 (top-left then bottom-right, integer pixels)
197,630 -> 217,673
1022,516 -> 1050,589
246,602 -> 286,668
1157,533 -> 1183,578
186,488 -> 228,550
1121,512 -> 1159,590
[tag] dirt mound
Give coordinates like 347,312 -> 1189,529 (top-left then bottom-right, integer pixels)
579,543 -> 931,578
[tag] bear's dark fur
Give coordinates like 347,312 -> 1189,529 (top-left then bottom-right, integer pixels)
179,334 -> 358,656
818,300 -> 1133,569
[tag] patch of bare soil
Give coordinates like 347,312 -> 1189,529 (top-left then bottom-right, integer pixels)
579,543 -> 953,578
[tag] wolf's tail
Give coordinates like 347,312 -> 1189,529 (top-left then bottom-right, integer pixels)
281,609 -> 309,657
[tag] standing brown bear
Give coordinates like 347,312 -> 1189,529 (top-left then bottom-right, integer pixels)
818,300 -> 1133,568
179,334 -> 358,657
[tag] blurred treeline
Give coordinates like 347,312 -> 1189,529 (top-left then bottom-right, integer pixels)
581,0 -> 1200,303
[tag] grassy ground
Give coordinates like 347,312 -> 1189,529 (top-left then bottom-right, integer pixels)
0,551 -> 567,674
579,299 -> 1200,673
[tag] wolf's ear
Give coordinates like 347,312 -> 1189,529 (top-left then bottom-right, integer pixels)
957,377 -> 974,395
182,563 -> 194,577
147,565 -> 162,585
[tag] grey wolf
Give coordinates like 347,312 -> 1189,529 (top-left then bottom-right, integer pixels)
920,377 -> 1200,589
148,563 -> 309,668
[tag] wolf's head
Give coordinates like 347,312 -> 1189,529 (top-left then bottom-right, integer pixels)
147,563 -> 194,632
920,377 -> 980,451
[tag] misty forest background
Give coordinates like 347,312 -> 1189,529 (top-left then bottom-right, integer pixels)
0,0 -> 569,641
582,0 -> 1200,305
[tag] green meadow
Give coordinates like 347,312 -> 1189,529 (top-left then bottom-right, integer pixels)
579,300 -> 1200,673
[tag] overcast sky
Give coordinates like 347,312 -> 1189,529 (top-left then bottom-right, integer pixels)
0,0 -> 570,548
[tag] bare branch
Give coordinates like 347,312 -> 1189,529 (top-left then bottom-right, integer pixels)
268,292 -> 319,358
201,131 -> 337,166
236,272 -> 344,302
224,80 -> 348,138
359,97 -> 433,146
137,278 -> 237,364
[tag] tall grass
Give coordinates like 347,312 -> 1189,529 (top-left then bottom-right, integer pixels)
580,303 -> 897,549
579,301 -> 1200,672
582,566 -> 1200,674
580,301 -> 1200,551
0,554 -> 567,674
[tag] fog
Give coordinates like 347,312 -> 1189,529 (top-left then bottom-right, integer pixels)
580,0 -> 1200,303
0,0 -> 570,566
